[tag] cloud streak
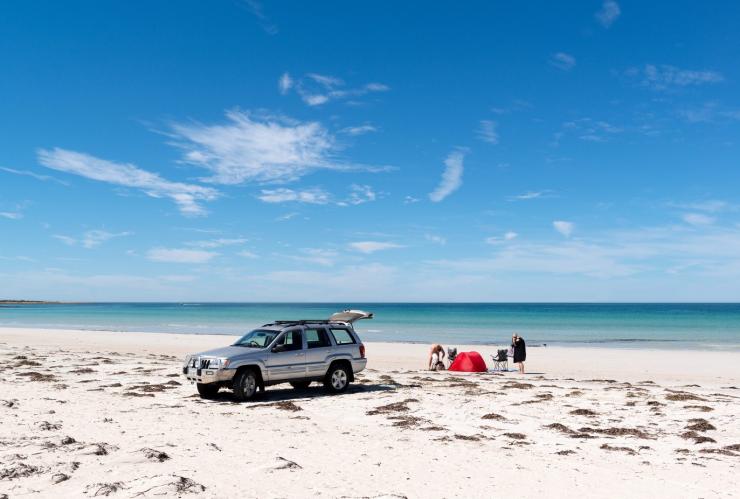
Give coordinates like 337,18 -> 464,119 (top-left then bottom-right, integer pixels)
37,148 -> 219,216
429,150 -> 465,202
550,52 -> 576,71
169,110 -> 385,185
595,1 -> 621,28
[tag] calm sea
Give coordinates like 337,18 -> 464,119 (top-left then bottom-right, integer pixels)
2,303 -> 740,350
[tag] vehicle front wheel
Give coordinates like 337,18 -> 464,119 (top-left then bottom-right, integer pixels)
233,368 -> 259,401
289,380 -> 311,390
196,383 -> 219,399
324,364 -> 350,394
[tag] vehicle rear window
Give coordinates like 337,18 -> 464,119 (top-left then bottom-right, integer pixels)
330,328 -> 355,345
305,328 -> 330,349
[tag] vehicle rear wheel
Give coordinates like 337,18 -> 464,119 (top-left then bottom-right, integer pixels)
196,383 -> 219,399
289,380 -> 311,390
233,368 -> 259,401
324,364 -> 350,394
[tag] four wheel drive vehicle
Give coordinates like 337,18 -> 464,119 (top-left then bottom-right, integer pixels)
182,310 -> 372,401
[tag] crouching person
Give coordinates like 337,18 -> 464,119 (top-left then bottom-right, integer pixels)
428,343 -> 446,371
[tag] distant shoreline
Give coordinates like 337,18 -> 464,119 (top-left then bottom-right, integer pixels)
0,300 -> 65,304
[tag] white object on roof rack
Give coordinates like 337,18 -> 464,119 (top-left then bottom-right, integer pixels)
329,310 -> 374,324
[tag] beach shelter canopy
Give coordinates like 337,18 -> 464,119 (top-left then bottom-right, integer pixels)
448,351 -> 487,372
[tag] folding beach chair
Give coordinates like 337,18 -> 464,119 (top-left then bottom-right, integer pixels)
491,349 -> 508,371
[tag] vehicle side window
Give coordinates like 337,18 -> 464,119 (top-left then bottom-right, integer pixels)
276,330 -> 303,351
305,328 -> 330,349
329,328 -> 355,345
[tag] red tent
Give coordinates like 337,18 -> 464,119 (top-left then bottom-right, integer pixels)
448,351 -> 487,372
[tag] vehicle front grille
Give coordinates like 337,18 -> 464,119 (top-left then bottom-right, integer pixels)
199,358 -> 212,369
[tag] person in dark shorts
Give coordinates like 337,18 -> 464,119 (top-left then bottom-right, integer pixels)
511,334 -> 526,374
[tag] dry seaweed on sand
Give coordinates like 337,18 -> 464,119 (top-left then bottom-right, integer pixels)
141,448 -> 171,462
569,408 -> 598,416
0,462 -> 44,480
555,449 -> 576,455
249,401 -> 303,412
17,371 -> 57,382
686,418 -> 716,432
481,413 -> 506,421
367,399 -> 416,415
544,423 -> 575,434
600,443 -> 636,455
503,382 -> 534,390
665,392 -> 707,402
504,432 -> 526,440
577,427 -> 653,439
683,405 -> 713,412
698,448 -> 738,457
87,482 -> 126,496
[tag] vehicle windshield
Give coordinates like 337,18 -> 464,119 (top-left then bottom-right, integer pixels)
233,329 -> 279,348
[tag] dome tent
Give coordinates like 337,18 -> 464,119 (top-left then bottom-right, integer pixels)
448,351 -> 487,372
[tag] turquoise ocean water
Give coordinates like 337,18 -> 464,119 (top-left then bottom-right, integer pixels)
1,303 -> 740,350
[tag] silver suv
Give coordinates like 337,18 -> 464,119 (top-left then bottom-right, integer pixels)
182,310 -> 371,400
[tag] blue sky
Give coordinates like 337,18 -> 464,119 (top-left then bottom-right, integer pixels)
2,0 -> 740,301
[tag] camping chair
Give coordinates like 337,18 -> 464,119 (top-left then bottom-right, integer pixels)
491,349 -> 508,371
447,347 -> 457,368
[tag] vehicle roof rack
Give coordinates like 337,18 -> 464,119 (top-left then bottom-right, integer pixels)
263,319 -> 340,326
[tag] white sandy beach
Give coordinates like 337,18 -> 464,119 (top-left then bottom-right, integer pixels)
1,327 -> 739,498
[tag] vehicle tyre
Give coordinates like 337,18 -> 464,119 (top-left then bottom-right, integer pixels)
233,368 -> 259,401
324,363 -> 350,394
289,380 -> 311,390
196,383 -> 219,399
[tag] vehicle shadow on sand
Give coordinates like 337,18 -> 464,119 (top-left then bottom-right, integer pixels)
204,382 -> 395,404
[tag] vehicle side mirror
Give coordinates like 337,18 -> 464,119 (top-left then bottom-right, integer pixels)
271,344 -> 285,353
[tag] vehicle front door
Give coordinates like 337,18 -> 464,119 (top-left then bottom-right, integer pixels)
266,329 -> 306,382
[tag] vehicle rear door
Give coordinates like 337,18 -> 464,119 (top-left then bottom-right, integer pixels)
266,328 -> 306,381
304,327 -> 333,377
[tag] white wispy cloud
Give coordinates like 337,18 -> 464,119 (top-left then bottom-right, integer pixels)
670,200 -> 733,213
37,148 -> 219,216
429,150 -> 465,202
278,72 -> 293,94
425,234 -> 447,245
549,52 -> 576,71
342,184 -> 376,206
595,0 -> 621,28
404,196 -> 419,204
553,220 -> 574,237
243,0 -> 278,35
53,230 -> 132,249
0,166 -> 68,186
0,211 -> 23,220
146,248 -> 218,263
289,248 -> 339,267
340,124 -> 378,136
555,118 -> 622,144
485,231 -> 518,245
683,213 -> 715,226
276,212 -> 300,221
281,73 -> 390,106
629,64 -> 724,91
237,250 -> 259,259
185,238 -> 248,249
259,184 -> 376,206
509,191 -> 551,201
257,188 -> 331,204
476,120 -> 499,144
168,110 -> 385,185
348,241 -> 404,254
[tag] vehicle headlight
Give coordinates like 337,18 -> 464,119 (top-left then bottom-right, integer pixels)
218,358 -> 231,369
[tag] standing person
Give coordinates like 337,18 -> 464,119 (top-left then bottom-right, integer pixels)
511,334 -> 526,374
428,344 -> 446,370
